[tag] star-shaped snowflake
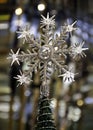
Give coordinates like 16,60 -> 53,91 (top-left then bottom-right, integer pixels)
66,21 -> 77,32
63,21 -> 77,36
15,71 -> 31,87
58,68 -> 75,83
7,49 -> 20,65
70,41 -> 88,59
16,24 -> 31,44
7,13 -> 88,96
40,12 -> 55,28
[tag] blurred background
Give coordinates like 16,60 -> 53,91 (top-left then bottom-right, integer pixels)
0,0 -> 93,130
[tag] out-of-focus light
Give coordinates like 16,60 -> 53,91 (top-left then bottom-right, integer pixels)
10,14 -> 27,32
87,75 -> 93,83
67,106 -> 81,122
80,85 -> 91,93
54,47 -> 58,51
0,103 -> 9,112
15,7 -> 23,15
89,37 -> 93,44
59,100 -> 66,118
72,108 -> 81,122
0,14 -> 10,21
13,102 -> 20,112
37,3 -> 45,11
77,20 -> 83,27
0,23 -> 9,29
67,18 -> 73,24
74,108 -> 81,115
24,90 -> 31,97
71,35 -> 79,44
30,25 -> 37,36
0,0 -> 7,3
82,32 -> 88,40
73,93 -> 82,101
85,97 -> 93,104
50,98 -> 57,109
13,19 -> 24,26
0,113 -> 9,119
89,27 -> 93,35
51,10 -> 57,15
77,99 -> 84,106
82,22 -> 89,31
75,28 -> 82,35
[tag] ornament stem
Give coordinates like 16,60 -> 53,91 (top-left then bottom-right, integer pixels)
40,84 -> 49,97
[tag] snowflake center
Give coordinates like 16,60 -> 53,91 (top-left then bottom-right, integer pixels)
23,31 -> 29,35
21,75 -> 26,83
44,18 -> 51,25
39,45 -> 51,60
67,25 -> 73,32
12,54 -> 17,59
66,71 -> 74,77
75,46 -> 82,54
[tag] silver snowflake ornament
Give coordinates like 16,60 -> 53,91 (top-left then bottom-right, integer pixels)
7,13 -> 88,96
